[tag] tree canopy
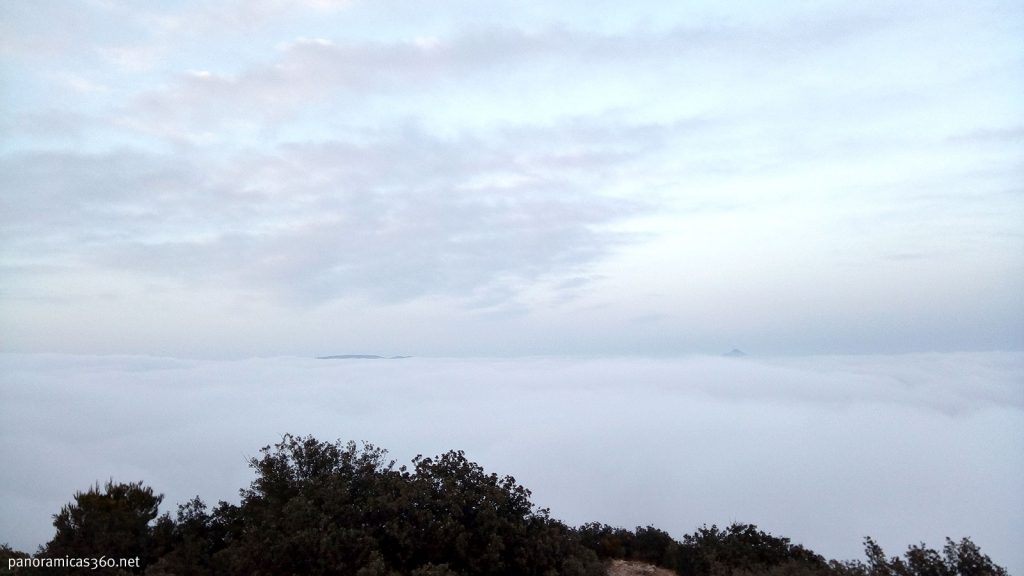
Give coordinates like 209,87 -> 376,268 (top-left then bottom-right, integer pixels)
2,435 -> 1009,576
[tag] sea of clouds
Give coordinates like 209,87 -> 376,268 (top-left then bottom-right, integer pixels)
1,352 -> 1021,573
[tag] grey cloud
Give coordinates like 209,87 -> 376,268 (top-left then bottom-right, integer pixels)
0,151 -> 207,250
1,109 -> 96,142
1,123 -> 647,306
947,126 -> 1024,144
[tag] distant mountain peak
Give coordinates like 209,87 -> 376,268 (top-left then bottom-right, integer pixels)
722,348 -> 747,357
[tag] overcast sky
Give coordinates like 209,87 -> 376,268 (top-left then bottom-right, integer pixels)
1,0 -> 1022,358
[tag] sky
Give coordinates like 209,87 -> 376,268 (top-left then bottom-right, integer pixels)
0,0 -> 1021,358
1,352 -> 1022,572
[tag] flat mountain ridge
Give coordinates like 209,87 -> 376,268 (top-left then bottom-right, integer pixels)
316,354 -> 410,360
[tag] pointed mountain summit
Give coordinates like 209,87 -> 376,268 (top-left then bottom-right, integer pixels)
722,348 -> 747,358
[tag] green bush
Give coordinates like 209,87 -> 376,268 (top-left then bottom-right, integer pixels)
159,435 -> 603,575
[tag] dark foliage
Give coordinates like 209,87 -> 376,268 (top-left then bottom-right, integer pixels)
31,480 -> 165,574
1,544 -> 31,575
16,436 -> 1011,576
149,434 -> 604,576
679,523 -> 830,575
577,522 -> 831,576
573,523 -> 1009,576
850,536 -> 1008,576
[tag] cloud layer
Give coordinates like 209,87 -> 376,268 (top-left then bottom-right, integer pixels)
1,352 -> 1021,572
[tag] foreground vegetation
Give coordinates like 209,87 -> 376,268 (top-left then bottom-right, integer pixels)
1,435 -> 1009,575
